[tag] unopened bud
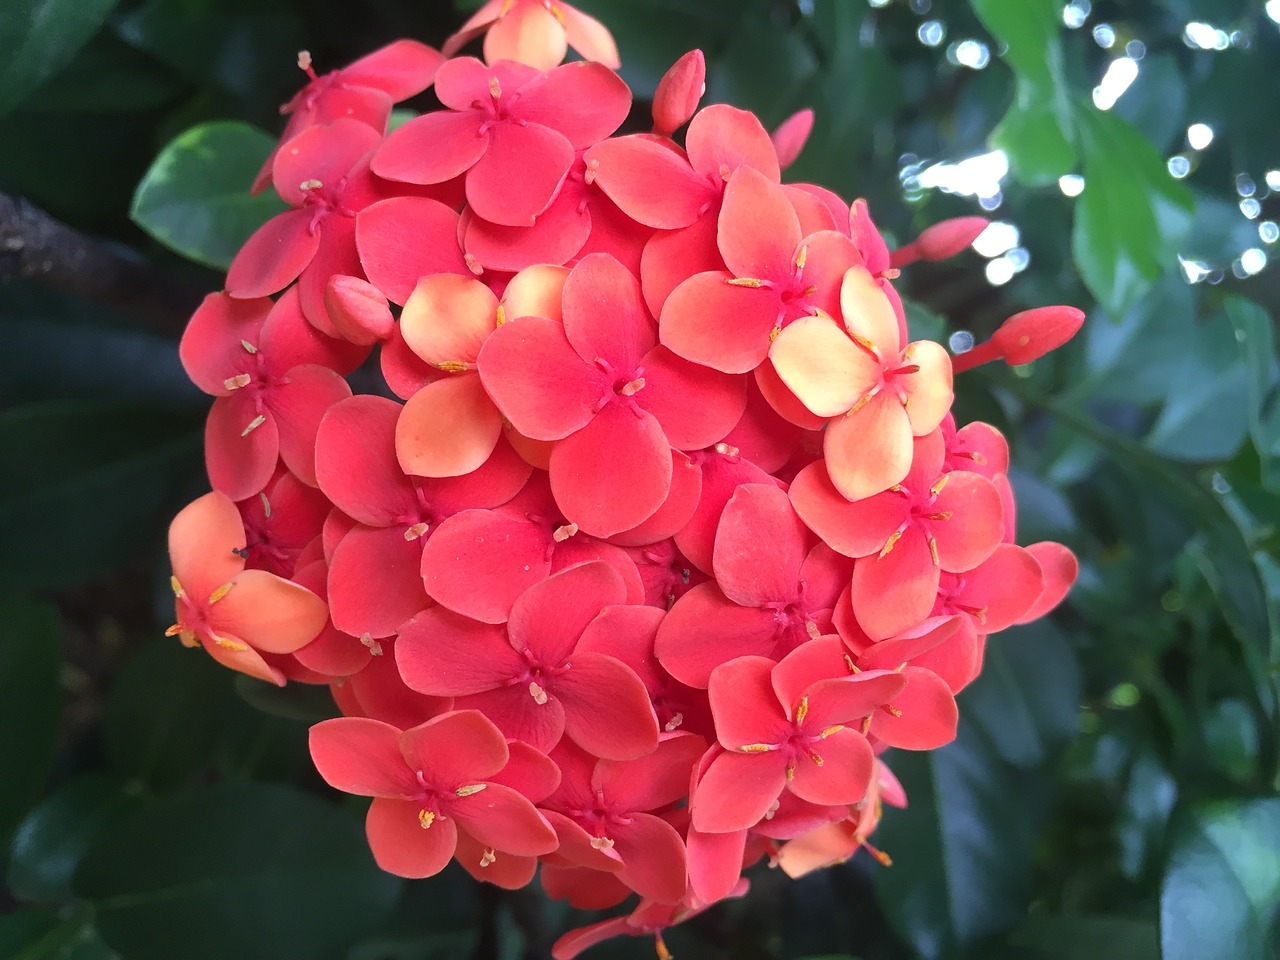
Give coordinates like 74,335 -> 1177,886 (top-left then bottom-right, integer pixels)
652,50 -> 705,137
890,216 -> 989,267
324,275 -> 394,346
992,305 -> 1086,365
771,108 -> 814,171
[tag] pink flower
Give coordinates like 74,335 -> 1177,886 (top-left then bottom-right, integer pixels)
443,0 -> 620,71
309,710 -> 558,878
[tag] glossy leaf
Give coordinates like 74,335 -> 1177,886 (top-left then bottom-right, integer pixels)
131,121 -> 287,270
1161,799 -> 1280,960
0,0 -> 121,117
75,782 -> 401,960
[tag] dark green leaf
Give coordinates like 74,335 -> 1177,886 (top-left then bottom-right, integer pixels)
0,0 -> 121,117
1009,913 -> 1160,960
0,402 -> 201,592
76,782 -> 401,960
7,776 -> 143,904
873,720 -> 1044,957
1161,799 -> 1280,960
1071,105 -> 1194,316
234,674 -> 339,723
0,601 -> 62,847
103,640 -> 309,792
0,906 -> 118,960
130,121 -> 286,270
1225,296 -> 1280,489
20,32 -> 182,113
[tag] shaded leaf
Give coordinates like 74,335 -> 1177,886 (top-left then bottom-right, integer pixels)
0,0 -> 121,117
131,121 -> 286,270
7,776 -> 142,904
1161,799 -> 1280,960
0,601 -> 62,848
76,782 -> 401,960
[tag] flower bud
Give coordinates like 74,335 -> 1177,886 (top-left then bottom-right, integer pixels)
890,216 -> 989,267
652,50 -> 705,137
324,275 -> 395,346
771,108 -> 814,170
992,305 -> 1085,365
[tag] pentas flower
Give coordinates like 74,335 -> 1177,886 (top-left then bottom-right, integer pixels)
308,710 -> 559,879
770,265 -> 953,500
658,166 -> 860,375
252,41 -> 446,193
443,0 -> 620,71
167,492 -> 328,686
791,430 -> 1005,640
657,483 -> 850,688
373,57 -> 630,227
179,289 -> 358,501
478,253 -> 746,537
396,561 -> 660,759
690,638 -> 907,833
540,735 -> 706,903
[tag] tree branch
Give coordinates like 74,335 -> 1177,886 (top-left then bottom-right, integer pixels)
0,190 -> 204,336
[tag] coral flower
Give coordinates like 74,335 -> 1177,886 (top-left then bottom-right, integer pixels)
770,265 -> 953,500
443,0 -> 620,71
309,710 -> 559,879
166,491 -> 328,686
691,639 -> 906,833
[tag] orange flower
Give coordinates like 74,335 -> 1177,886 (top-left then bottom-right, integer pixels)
443,0 -> 620,71
166,491 -> 329,686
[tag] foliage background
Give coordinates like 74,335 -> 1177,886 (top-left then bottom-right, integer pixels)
1,0 -> 1278,958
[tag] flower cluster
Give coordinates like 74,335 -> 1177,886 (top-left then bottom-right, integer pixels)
165,4 -> 1082,956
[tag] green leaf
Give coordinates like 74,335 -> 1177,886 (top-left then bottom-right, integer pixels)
7,776 -> 142,904
0,600 -> 62,847
0,0 -> 121,117
1225,296 -> 1280,488
1161,799 -> 1280,960
971,0 -> 1077,185
0,401 -> 201,592
1009,913 -> 1160,960
234,674 -> 339,723
130,121 -> 286,270
0,906 -> 119,960
874,719 -> 1043,958
103,640 -> 309,792
1071,105 -> 1195,316
76,782 -> 401,960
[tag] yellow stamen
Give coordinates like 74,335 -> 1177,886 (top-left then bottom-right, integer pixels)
583,158 -> 599,185
805,620 -> 821,641
436,360 -> 468,374
786,764 -> 795,781
795,695 -> 809,723
656,934 -> 674,960
713,442 -> 740,456
879,530 -> 902,558
213,637 -> 248,652
795,245 -> 808,270
495,304 -> 507,327
259,492 -> 271,518
418,809 -> 436,829
179,629 -> 199,648
529,681 -> 549,705
885,705 -> 903,718
360,633 -> 384,656
590,835 -> 615,850
864,841 -> 893,866
849,332 -> 878,354
928,536 -> 939,566
223,373 -> 251,390
769,326 -> 780,343
207,581 -> 235,604
488,76 -> 502,99
738,743 -> 774,753
455,784 -> 488,797
241,415 -> 266,437
552,522 -> 579,542
727,277 -> 764,287
170,575 -> 184,598
548,2 -> 566,25
404,522 -> 429,541
165,623 -> 183,637
819,724 -> 843,738
619,377 -> 646,396
843,653 -> 860,674
928,512 -> 953,521
930,475 -> 949,496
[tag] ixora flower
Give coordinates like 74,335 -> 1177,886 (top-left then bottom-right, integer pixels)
161,8 -> 1087,954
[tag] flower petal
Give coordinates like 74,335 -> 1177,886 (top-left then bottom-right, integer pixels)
396,375 -> 503,479
309,717 -> 416,797
769,314 -> 879,417
691,749 -> 787,833
366,796 -> 457,878
356,197 -> 468,305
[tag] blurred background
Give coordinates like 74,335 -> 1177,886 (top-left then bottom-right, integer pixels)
1,1 -> 1277,958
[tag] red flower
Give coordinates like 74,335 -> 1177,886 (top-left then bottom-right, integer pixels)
373,57 -> 630,227
308,710 -> 558,878
166,492 -> 328,686
443,0 -> 620,71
